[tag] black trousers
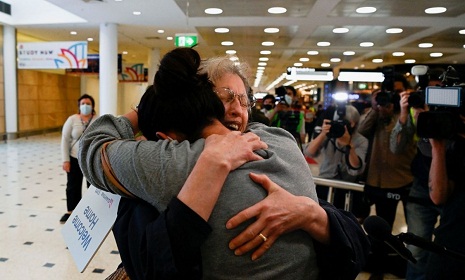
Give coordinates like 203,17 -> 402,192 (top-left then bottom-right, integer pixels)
66,156 -> 90,211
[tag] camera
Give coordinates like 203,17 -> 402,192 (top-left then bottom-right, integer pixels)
327,119 -> 348,138
414,66 -> 465,139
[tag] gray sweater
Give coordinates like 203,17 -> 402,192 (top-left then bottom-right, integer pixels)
79,114 -> 319,279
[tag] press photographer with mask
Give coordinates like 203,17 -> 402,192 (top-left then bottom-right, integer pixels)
304,104 -> 368,217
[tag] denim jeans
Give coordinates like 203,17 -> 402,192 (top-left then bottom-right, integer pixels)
405,177 -> 442,280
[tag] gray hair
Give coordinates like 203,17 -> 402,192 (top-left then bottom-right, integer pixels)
199,56 -> 251,93
345,104 -> 360,124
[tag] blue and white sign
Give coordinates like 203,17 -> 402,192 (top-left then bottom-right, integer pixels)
62,185 -> 120,272
17,41 -> 88,69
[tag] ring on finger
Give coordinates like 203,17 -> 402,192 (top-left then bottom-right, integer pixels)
259,233 -> 267,242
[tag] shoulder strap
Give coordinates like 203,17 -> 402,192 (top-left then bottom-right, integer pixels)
101,141 -> 136,198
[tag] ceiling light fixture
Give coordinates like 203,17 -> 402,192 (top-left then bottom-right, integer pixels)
226,50 -> 236,54
268,7 -> 287,14
157,30 -> 164,33
372,58 -> 383,63
343,51 -> 355,55
321,63 -> 331,67
299,58 -> 309,62
418,43 -> 433,48
87,38 -> 93,41
215,28 -> 229,33
294,62 -> 303,67
317,41 -> 331,47
392,52 -> 405,56
425,7 -> 447,14
360,42 -> 374,47
330,58 -> 341,62
405,59 -> 416,63
386,28 -> 403,34
133,11 -> 141,15
307,51 -> 319,55
205,8 -> 223,15
70,31 -> 77,35
333,27 -> 349,33
356,7 -> 377,14
459,29 -> 465,35
221,41 -> 234,46
264,28 -> 279,33
258,62 -> 267,66
167,37 -> 173,40
259,57 -> 269,61
430,52 -> 443,57
122,51 -> 128,55
260,50 -> 271,55
262,41 -> 274,46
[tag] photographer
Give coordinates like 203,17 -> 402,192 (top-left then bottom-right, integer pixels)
304,104 -> 369,217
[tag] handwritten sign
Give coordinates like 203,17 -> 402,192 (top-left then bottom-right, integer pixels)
62,185 -> 121,272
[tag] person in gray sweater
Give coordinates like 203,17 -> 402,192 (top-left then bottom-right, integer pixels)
79,48 -> 369,279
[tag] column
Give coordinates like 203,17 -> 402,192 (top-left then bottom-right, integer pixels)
3,25 -> 18,139
147,48 -> 160,85
99,23 -> 118,115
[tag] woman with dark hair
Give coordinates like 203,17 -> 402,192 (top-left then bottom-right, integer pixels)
60,93 -> 97,223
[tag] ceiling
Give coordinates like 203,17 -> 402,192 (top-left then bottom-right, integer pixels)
5,0 -> 465,92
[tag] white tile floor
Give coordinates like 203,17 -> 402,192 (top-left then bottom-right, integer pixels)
0,133 -> 121,279
0,132 -> 406,279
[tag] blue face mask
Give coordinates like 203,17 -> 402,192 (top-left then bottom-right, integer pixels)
80,104 -> 92,115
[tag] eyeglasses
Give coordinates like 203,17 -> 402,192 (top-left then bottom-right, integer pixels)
214,87 -> 256,108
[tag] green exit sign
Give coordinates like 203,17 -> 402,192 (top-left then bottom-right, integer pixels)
175,33 -> 198,47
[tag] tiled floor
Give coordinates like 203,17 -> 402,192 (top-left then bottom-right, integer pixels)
0,133 -> 121,279
0,132 -> 406,279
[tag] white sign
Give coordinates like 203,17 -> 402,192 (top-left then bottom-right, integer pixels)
62,185 -> 121,272
17,41 -> 88,69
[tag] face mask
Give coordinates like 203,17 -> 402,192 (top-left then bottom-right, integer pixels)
263,104 -> 273,111
80,104 -> 92,115
284,95 -> 293,105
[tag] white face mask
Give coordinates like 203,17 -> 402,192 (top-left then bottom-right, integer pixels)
285,95 -> 293,105
80,104 -> 92,115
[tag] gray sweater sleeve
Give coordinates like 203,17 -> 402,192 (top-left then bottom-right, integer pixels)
79,114 -> 204,212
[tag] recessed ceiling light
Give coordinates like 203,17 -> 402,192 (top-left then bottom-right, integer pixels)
258,62 -> 267,66
259,57 -> 269,61
294,62 -> 303,67
392,52 -> 405,56
122,51 -> 128,55
264,28 -> 279,33
372,58 -> 383,63
157,30 -> 164,34
133,11 -> 141,15
386,28 -> 403,34
307,50 -> 319,55
262,41 -> 274,46
205,8 -> 223,15
430,52 -> 443,57
87,37 -> 93,41
425,7 -> 447,14
321,63 -> 331,67
343,51 -> 355,55
418,43 -> 433,48
221,41 -> 234,46
226,50 -> 236,54
405,59 -> 416,63
317,41 -> 331,47
229,56 -> 239,61
459,29 -> 465,35
360,42 -> 374,47
257,66 -> 265,70
167,36 -> 173,40
333,27 -> 349,34
356,7 -> 377,14
260,50 -> 271,55
330,58 -> 341,62
215,28 -> 229,33
299,58 -> 309,62
268,7 -> 287,14
70,31 -> 77,35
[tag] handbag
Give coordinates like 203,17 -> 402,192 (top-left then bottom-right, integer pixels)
105,266 -> 130,280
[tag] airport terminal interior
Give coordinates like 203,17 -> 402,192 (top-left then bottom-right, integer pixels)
1,0 -> 465,279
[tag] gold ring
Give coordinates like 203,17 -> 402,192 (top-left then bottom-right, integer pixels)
259,233 -> 267,242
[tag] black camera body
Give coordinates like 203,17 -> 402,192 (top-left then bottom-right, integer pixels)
328,119 -> 349,138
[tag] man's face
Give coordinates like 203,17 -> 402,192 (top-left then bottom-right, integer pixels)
263,98 -> 274,106
215,73 -> 249,133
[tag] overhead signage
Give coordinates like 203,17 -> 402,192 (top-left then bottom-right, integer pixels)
62,185 -> 121,272
175,33 -> 198,47
286,67 -> 334,81
338,71 -> 385,82
119,63 -> 148,82
17,41 -> 88,69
